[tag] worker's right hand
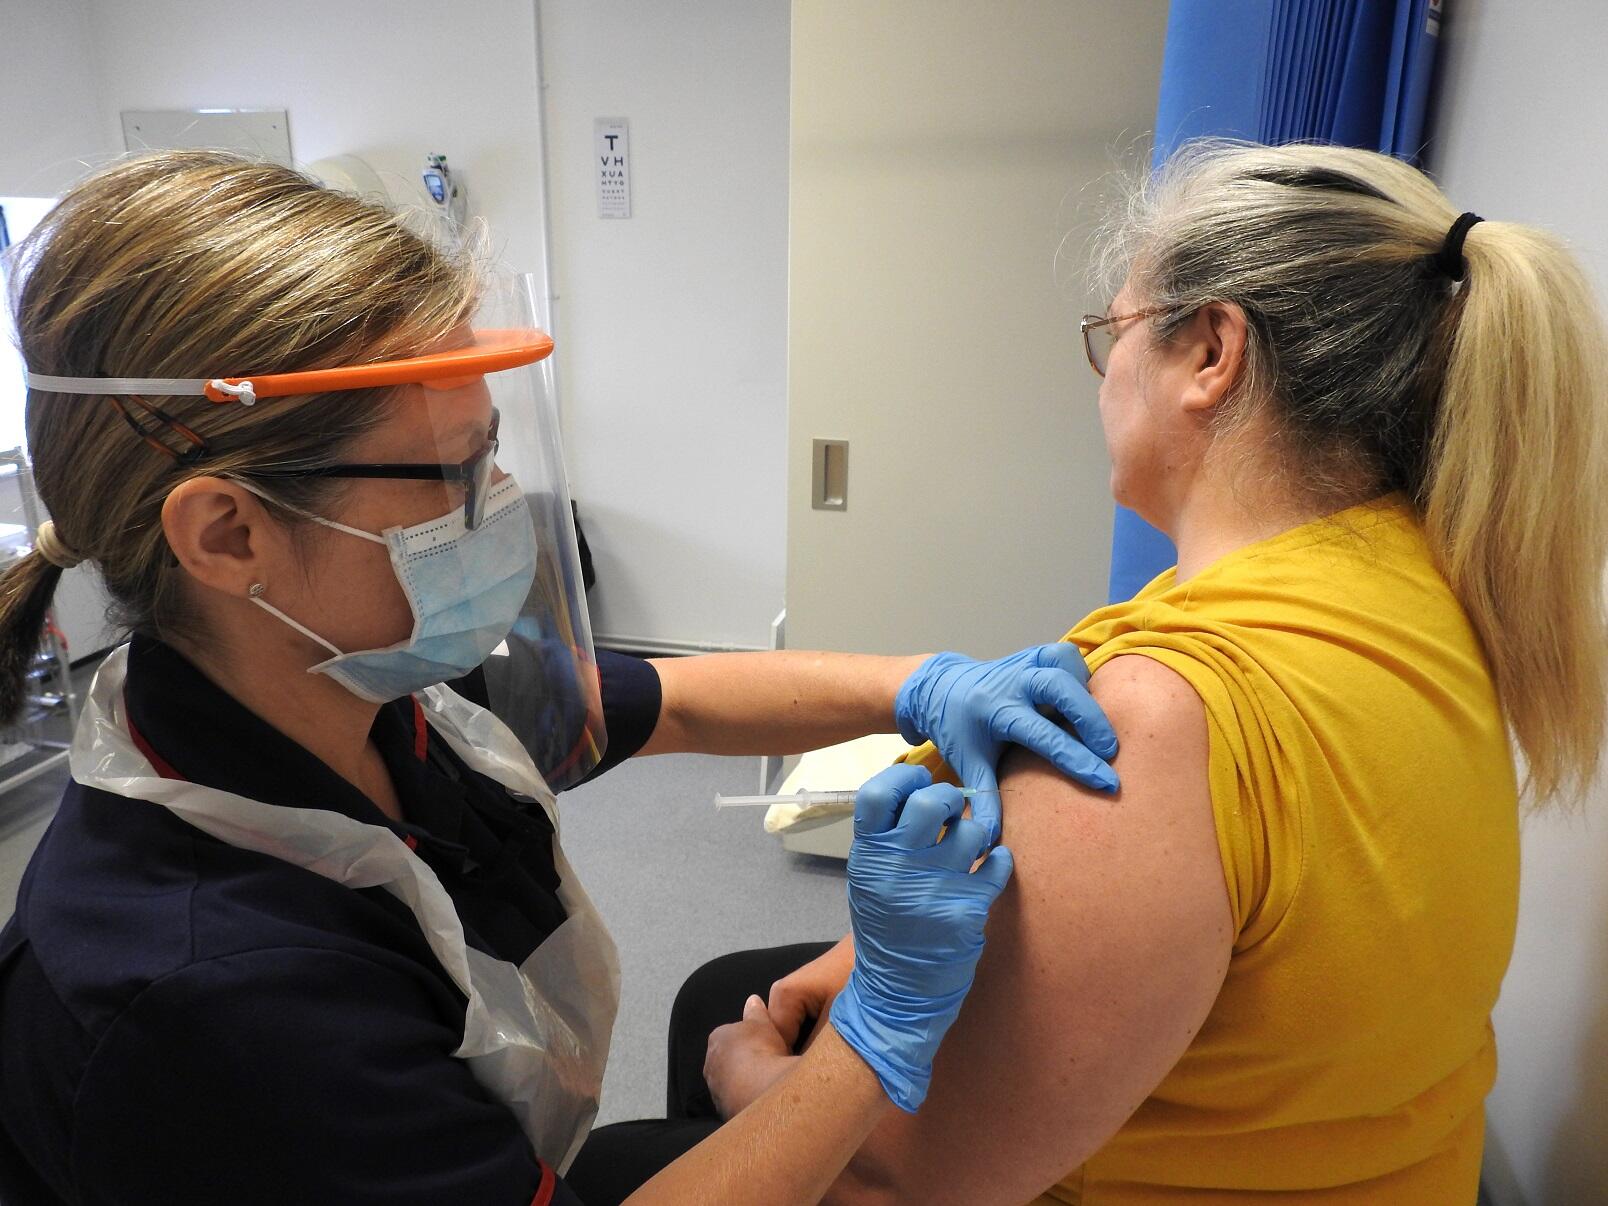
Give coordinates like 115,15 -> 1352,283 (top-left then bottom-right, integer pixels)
828,764 -> 1013,1113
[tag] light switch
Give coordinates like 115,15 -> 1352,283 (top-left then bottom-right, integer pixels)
812,439 -> 848,511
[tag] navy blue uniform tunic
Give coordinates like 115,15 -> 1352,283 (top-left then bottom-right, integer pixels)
0,635 -> 661,1205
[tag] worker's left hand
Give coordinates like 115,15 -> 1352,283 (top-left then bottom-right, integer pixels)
894,644 -> 1119,842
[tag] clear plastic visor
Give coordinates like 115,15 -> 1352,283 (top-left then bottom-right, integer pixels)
457,274 -> 604,791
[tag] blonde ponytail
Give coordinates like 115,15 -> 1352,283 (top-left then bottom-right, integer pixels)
1427,221 -> 1608,805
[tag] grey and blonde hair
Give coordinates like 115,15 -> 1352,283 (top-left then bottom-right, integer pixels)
1098,140 -> 1608,808
0,150 -> 479,719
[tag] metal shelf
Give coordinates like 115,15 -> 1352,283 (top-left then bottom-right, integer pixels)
0,746 -> 69,796
0,447 -> 80,799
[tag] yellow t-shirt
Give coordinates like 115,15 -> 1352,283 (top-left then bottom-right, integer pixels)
906,495 -> 1520,1204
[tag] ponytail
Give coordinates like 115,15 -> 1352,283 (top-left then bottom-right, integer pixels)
1426,222 -> 1608,807
0,552 -> 65,724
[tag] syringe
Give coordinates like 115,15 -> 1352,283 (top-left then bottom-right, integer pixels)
714,787 -> 998,809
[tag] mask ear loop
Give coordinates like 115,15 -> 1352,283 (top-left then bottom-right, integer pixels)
234,483 -> 391,666
247,582 -> 345,660
236,476 -> 512,677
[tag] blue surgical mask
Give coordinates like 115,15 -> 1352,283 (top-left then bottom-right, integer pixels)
242,476 -> 539,703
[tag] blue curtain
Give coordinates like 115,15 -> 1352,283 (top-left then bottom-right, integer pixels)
1106,0 -> 1444,604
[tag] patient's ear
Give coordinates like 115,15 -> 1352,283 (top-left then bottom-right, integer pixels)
1177,301 -> 1249,416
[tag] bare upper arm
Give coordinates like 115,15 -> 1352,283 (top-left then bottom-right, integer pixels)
828,654 -> 1235,1205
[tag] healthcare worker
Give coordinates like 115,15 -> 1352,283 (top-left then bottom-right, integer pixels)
0,152 -> 1117,1205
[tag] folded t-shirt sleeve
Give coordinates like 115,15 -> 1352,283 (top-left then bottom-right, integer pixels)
71,946 -> 584,1206
1080,630 -> 1301,950
577,650 -> 663,784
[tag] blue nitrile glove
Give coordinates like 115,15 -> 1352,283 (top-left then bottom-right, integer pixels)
894,644 -> 1120,842
828,765 -> 1014,1113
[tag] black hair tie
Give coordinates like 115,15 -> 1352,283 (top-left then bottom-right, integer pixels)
1434,211 -> 1484,281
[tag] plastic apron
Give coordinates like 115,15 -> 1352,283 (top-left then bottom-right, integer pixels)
69,644 -> 620,1175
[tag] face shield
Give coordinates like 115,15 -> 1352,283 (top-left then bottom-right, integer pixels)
451,275 -> 607,791
26,272 -> 608,791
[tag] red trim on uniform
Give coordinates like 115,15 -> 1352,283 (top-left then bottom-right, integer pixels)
529,1158 -> 557,1206
124,694 -> 187,781
127,690 -> 426,852
411,697 -> 429,762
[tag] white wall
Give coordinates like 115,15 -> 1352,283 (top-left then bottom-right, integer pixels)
80,0 -> 552,331
1429,3 -> 1608,1202
540,0 -> 789,652
0,0 -> 110,196
0,0 -> 789,653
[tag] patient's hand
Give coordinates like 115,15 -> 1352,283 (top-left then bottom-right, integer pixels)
768,934 -> 855,1049
705,996 -> 798,1119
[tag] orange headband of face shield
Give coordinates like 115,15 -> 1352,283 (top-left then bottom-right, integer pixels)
25,328 -> 554,407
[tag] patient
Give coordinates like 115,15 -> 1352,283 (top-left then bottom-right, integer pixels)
578,141 -> 1608,1204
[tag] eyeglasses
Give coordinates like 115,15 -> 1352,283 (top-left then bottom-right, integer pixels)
242,409 -> 503,530
1079,307 -> 1171,378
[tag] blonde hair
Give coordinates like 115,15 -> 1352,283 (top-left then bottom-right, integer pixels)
0,150 -> 479,719
1097,140 -> 1608,809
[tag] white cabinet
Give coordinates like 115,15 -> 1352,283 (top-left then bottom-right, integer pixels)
783,2 -> 1169,658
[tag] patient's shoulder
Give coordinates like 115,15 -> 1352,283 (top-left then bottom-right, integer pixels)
1089,652 -> 1207,735
1001,651 -> 1209,824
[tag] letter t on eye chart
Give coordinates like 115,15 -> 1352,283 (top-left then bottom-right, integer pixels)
595,118 -> 631,219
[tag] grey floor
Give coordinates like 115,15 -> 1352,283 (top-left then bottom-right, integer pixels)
0,661 -> 850,1127
560,752 -> 849,1123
